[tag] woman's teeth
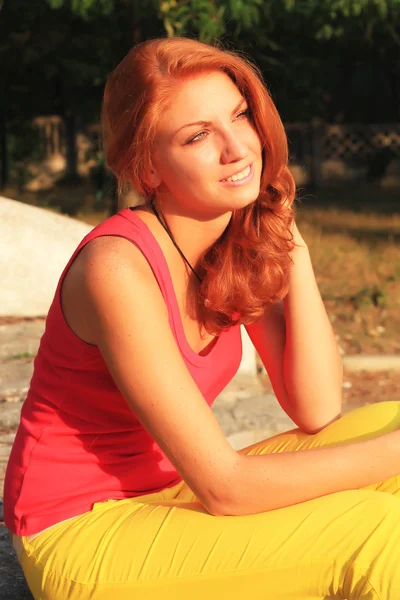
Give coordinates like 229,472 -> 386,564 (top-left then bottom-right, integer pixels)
224,164 -> 251,182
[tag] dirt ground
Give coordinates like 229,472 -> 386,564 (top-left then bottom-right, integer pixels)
341,369 -> 400,408
260,368 -> 400,413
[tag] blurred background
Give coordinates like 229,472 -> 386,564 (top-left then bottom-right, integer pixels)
1,0 -> 400,404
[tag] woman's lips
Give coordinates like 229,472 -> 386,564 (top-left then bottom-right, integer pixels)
219,162 -> 254,187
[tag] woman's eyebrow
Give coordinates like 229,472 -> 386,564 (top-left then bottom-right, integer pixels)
175,98 -> 247,134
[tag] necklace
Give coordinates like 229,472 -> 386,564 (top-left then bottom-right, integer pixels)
150,198 -> 203,283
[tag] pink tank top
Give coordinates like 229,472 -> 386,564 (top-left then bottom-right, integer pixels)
4,208 -> 242,536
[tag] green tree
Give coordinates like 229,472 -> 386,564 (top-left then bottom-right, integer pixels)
0,0 -> 163,191
2,0 -> 399,193
47,0 -> 114,19
230,0 -> 400,122
45,0 -> 264,42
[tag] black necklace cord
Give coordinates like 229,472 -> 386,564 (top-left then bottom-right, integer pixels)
150,199 -> 203,284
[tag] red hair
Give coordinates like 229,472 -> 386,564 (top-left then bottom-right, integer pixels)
102,37 -> 296,334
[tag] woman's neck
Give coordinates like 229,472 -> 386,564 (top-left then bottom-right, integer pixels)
152,200 -> 232,268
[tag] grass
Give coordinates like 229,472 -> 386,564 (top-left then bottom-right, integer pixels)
297,206 -> 400,297
295,187 -> 400,356
6,352 -> 35,361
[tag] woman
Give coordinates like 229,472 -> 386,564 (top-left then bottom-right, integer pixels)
4,37 -> 400,599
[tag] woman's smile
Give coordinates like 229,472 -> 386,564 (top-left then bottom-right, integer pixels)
219,162 -> 254,186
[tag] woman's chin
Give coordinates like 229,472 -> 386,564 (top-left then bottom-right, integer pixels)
226,188 -> 260,211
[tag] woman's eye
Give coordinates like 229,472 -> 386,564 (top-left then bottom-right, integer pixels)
185,108 -> 251,145
237,109 -> 250,120
186,131 -> 208,145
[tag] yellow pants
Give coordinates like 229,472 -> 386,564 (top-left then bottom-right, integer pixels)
17,402 -> 400,599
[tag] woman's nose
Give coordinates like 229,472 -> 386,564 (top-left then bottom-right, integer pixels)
220,130 -> 248,164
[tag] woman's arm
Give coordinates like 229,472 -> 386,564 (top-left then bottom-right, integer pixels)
246,223 -> 342,434
220,428 -> 400,516
283,224 -> 343,430
70,237 -> 400,518
69,236 -> 240,515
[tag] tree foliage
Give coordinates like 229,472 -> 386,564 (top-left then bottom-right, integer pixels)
157,0 -> 263,40
46,0 -> 114,19
1,0 -> 399,189
43,0 -> 400,43
159,0 -> 225,41
45,0 -> 264,41
277,0 -> 400,41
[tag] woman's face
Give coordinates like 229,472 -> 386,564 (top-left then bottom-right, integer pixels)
151,71 -> 263,218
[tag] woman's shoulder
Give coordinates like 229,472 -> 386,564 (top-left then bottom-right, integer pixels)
60,228 -> 165,346
74,207 -> 158,280
72,232 -> 157,292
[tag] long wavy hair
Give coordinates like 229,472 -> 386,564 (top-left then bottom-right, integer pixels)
101,37 -> 296,335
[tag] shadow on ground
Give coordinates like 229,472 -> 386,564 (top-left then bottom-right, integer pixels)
0,526 -> 33,599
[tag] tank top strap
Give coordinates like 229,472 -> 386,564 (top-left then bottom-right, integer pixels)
55,208 -> 171,307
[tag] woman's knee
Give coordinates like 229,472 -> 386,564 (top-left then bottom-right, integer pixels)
361,490 -> 400,517
344,401 -> 400,424
313,401 -> 400,449
351,491 -> 400,552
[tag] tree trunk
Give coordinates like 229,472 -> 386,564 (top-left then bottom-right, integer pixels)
0,95 -> 8,191
389,63 -> 400,121
63,111 -> 80,184
109,173 -> 119,216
